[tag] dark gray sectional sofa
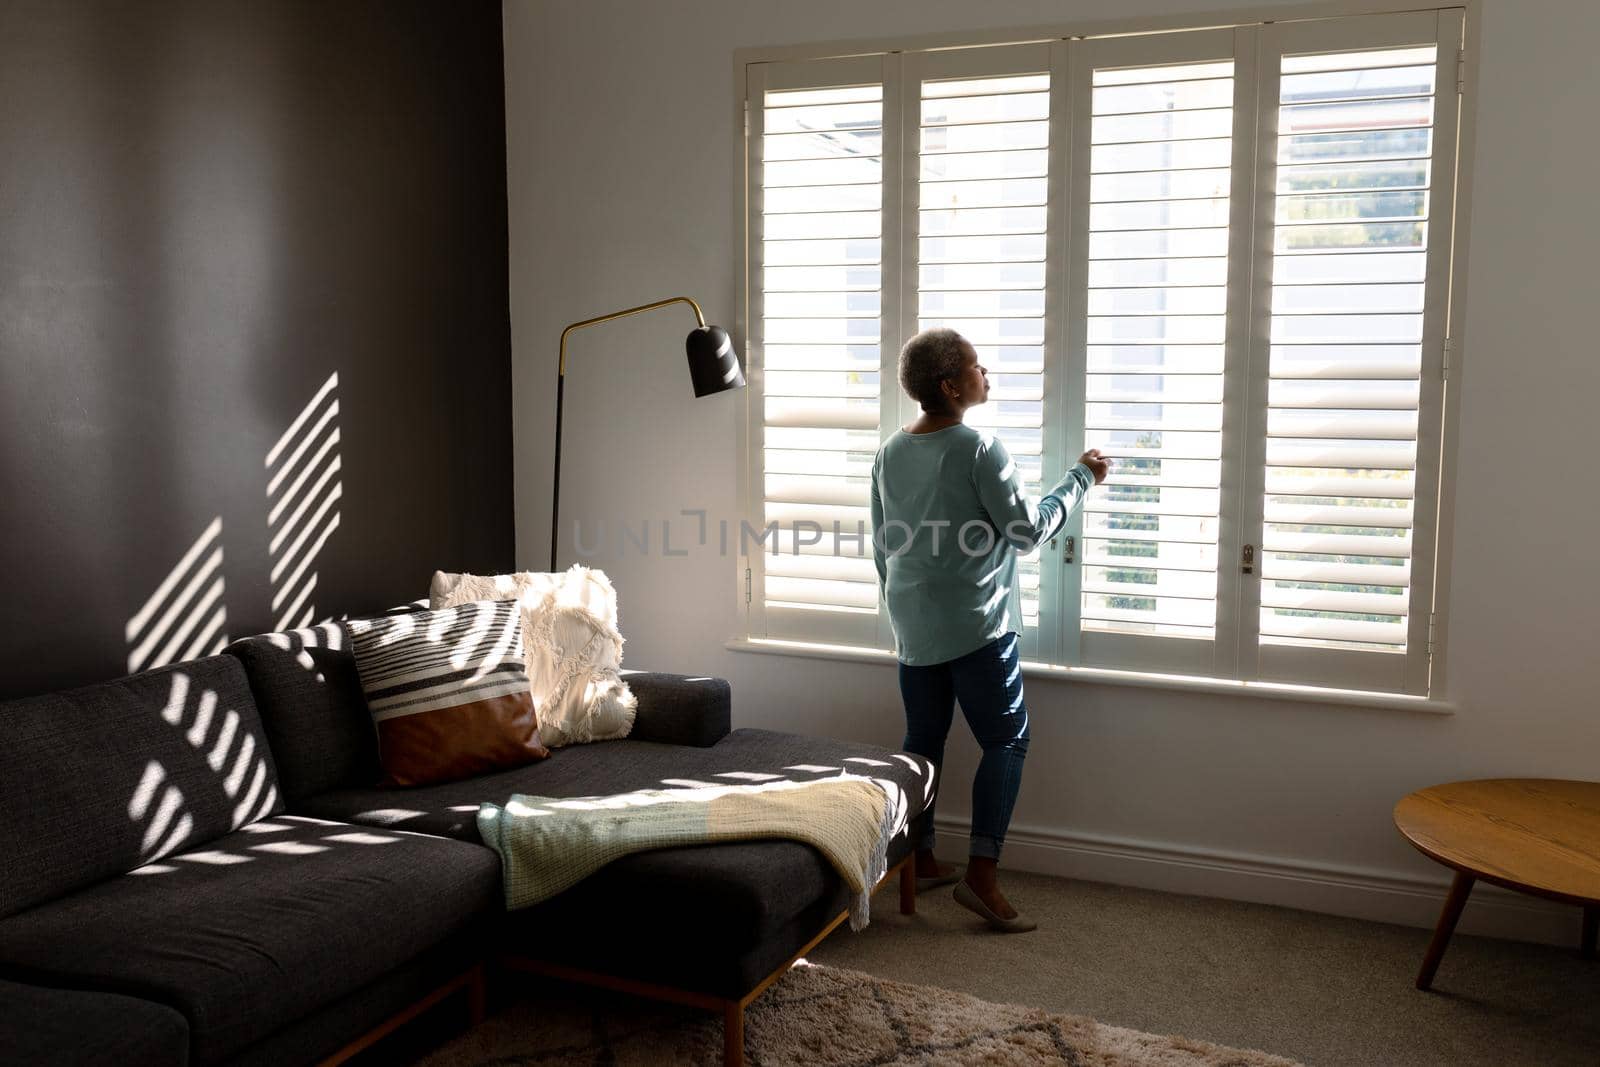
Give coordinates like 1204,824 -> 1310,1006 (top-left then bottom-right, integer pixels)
0,619 -> 934,1066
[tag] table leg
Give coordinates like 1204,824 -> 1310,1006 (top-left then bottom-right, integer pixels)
1417,871 -> 1474,991
1583,906 -> 1597,961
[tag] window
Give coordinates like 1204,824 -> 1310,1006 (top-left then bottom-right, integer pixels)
741,9 -> 1465,696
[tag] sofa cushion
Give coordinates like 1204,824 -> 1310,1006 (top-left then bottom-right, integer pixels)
0,815 -> 499,1065
0,979 -> 189,1066
0,655 -> 285,919
225,623 -> 383,802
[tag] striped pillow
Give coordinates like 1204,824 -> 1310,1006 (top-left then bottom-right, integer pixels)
348,600 -> 549,786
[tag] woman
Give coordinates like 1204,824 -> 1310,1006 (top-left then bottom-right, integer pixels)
870,327 -> 1107,932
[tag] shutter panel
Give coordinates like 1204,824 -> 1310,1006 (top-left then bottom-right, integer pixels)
1245,11 -> 1462,693
1066,30 -> 1254,676
749,58 -> 891,646
906,45 -> 1055,659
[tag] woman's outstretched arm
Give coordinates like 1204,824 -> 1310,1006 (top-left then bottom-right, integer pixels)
972,437 -> 1099,553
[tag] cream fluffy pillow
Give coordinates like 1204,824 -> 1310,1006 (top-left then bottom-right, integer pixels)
429,566 -> 636,747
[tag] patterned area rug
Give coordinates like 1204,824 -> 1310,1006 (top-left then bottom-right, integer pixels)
419,962 -> 1304,1066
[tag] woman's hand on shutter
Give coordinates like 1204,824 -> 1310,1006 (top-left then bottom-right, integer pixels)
1078,449 -> 1110,485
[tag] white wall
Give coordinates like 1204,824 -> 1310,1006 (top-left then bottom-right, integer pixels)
504,0 -> 1600,944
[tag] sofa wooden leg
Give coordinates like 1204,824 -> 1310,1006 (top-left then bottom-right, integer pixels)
899,858 -> 916,916
723,1001 -> 745,1067
467,963 -> 486,1026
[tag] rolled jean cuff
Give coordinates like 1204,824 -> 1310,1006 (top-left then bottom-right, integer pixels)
968,833 -> 1003,861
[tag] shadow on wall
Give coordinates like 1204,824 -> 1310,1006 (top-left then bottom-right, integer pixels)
124,517 -> 228,674
267,372 -> 342,631
122,373 -> 344,672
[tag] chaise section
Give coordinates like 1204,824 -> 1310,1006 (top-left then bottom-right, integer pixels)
502,838 -> 868,998
293,725 -> 934,1000
0,979 -> 190,1066
0,815 -> 499,1065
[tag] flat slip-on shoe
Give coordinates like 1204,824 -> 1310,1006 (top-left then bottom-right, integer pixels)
953,879 -> 1038,933
915,868 -> 963,893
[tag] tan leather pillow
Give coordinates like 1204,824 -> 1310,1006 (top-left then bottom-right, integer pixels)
348,599 -> 548,786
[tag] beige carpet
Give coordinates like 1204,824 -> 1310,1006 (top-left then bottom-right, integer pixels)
418,962 -> 1302,1066
809,870 -> 1600,1067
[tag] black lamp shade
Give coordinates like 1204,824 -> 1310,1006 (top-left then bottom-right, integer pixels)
685,325 -> 746,398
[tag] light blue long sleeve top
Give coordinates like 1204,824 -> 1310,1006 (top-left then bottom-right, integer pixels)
870,424 -> 1092,666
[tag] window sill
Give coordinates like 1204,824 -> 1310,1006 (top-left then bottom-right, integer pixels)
725,637 -> 1455,715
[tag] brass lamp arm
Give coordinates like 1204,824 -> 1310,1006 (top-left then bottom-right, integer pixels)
550,294 -> 716,571
558,296 -> 706,377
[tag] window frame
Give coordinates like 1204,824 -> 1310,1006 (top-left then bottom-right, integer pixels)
734,0 -> 1474,701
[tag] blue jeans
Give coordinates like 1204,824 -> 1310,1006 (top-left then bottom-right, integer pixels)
897,632 -> 1030,861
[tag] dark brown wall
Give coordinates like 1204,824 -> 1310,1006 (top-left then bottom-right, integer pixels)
0,0 -> 514,698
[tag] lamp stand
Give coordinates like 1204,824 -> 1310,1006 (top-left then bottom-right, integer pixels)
550,296 -> 708,572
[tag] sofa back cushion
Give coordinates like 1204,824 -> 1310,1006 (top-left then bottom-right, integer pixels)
0,654 -> 284,919
225,622 -> 383,802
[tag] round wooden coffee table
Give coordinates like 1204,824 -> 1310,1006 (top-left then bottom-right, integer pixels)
1394,778 -> 1600,990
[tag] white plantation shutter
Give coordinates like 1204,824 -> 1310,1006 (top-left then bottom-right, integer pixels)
741,11 -> 1464,696
1244,11 -> 1462,694
1064,29 -> 1255,676
905,45 -> 1057,659
749,58 -> 895,646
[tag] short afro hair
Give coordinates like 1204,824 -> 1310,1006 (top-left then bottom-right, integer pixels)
897,328 -> 969,411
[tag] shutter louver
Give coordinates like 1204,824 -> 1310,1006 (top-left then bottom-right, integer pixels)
917,71 -> 1051,625
1082,60 -> 1235,642
758,81 -> 885,635
1260,45 -> 1438,654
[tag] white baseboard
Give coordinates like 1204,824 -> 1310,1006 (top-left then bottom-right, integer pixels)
933,818 -> 1586,949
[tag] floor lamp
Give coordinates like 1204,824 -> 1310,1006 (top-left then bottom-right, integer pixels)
550,296 -> 746,572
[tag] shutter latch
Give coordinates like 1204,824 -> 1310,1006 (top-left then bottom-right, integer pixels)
1241,544 -> 1255,575
1063,535 -> 1076,564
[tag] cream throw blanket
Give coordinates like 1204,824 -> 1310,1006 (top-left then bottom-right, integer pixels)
430,566 -> 636,748
478,777 -> 895,931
